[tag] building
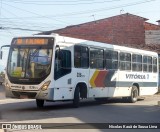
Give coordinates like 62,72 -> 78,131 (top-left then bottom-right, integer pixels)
145,22 -> 160,45
40,13 -> 160,53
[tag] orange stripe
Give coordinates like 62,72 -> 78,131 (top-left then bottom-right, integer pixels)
94,70 -> 108,87
90,70 -> 99,87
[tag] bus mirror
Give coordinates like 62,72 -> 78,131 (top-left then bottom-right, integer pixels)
56,45 -> 60,51
0,51 -> 2,59
55,45 -> 61,60
0,45 -> 10,59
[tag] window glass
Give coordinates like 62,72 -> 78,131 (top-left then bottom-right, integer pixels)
74,45 -> 89,68
132,54 -> 136,62
148,57 -> 152,64
143,56 -> 152,72
132,54 -> 142,71
143,56 -> 147,63
153,57 -> 157,73
54,50 -> 71,80
120,52 -> 131,61
90,48 -> 104,69
105,50 -> 118,70
119,52 -> 131,70
137,55 -> 142,63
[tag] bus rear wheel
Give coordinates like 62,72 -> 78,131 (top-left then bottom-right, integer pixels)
128,86 -> 138,103
36,99 -> 44,108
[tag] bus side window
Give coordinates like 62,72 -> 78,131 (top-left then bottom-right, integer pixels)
90,48 -> 104,69
74,45 -> 89,68
119,52 -> 131,71
105,50 -> 118,70
54,50 -> 71,80
132,54 -> 142,71
153,57 -> 157,73
148,56 -> 152,72
143,56 -> 152,72
143,56 -> 147,72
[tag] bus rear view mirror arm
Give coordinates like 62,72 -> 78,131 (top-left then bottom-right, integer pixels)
0,45 -> 10,59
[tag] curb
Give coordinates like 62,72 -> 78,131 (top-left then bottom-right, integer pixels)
158,101 -> 160,106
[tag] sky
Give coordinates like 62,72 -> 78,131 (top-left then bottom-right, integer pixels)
0,0 -> 160,71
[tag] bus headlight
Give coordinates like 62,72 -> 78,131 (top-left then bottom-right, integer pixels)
6,82 -> 10,89
41,81 -> 51,91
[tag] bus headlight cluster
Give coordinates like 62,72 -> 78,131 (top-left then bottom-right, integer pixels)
6,82 -> 10,89
41,81 -> 51,91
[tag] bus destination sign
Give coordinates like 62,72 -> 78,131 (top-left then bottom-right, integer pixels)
12,38 -> 49,45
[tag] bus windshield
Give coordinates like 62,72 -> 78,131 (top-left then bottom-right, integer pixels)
7,47 -> 52,84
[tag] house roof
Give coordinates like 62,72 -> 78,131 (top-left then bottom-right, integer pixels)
64,13 -> 148,27
144,22 -> 160,30
40,13 -> 148,35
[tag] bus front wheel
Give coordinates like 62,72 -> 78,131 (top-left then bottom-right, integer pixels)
73,86 -> 80,108
128,86 -> 138,103
36,99 -> 44,108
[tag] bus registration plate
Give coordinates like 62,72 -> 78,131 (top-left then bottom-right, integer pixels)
20,95 -> 28,99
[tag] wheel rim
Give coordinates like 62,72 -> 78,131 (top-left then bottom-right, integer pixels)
132,89 -> 138,100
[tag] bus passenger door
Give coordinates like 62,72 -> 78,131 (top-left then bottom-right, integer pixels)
53,49 -> 73,100
89,48 -> 109,98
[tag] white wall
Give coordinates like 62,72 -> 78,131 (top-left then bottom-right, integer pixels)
145,30 -> 160,45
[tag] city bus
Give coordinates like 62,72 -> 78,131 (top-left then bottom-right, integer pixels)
1,34 -> 159,108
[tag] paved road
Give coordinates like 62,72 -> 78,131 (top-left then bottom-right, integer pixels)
0,85 -> 5,100
0,85 -> 160,132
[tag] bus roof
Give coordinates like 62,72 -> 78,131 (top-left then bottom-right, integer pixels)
56,35 -> 158,56
16,34 -> 158,56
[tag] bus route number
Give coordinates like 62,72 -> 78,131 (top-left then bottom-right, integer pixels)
77,72 -> 85,77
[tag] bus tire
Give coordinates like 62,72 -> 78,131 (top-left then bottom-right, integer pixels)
36,99 -> 44,108
73,86 -> 80,108
128,86 -> 138,103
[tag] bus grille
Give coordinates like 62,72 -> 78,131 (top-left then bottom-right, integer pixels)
12,91 -> 37,98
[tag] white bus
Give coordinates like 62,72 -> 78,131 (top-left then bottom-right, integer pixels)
1,34 -> 158,108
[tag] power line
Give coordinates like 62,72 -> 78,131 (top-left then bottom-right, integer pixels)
3,0 -> 122,5
0,9 -> 159,20
1,0 -> 157,33
1,0 -> 157,21
5,0 -> 118,2
46,0 -> 157,17
0,26 -> 44,32
2,2 -> 72,25
0,0 -> 158,36
3,0 -> 154,18
1,7 -> 60,30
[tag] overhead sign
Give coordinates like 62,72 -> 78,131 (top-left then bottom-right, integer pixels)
12,38 -> 49,45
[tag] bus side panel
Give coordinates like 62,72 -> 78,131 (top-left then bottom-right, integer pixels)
108,71 -> 132,97
89,69 -> 109,98
113,71 -> 158,97
89,69 -> 120,98
71,68 -> 90,96
53,73 -> 73,100
140,73 -> 158,95
53,68 -> 90,100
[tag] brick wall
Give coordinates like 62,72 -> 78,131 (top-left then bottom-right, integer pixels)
144,22 -> 160,30
51,13 -> 146,47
